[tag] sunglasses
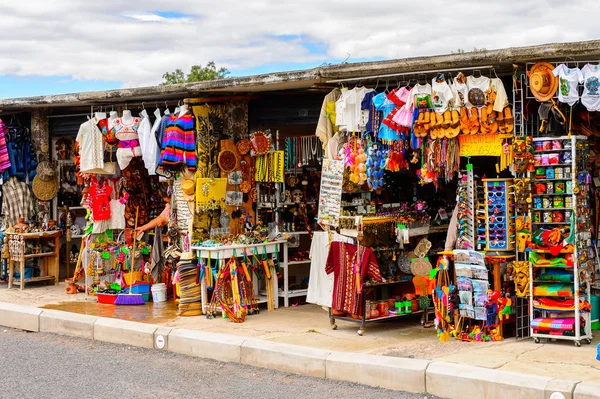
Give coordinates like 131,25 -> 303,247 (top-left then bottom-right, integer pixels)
488,191 -> 506,198
487,185 -> 505,192
488,202 -> 506,208
490,216 -> 505,223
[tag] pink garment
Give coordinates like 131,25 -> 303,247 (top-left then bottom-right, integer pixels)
0,120 -> 11,172
391,87 -> 414,128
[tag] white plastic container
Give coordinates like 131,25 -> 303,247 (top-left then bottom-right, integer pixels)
151,283 -> 167,303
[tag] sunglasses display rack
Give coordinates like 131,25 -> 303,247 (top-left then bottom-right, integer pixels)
529,135 -> 593,347
483,178 -> 515,252
475,181 -> 487,250
456,167 -> 475,250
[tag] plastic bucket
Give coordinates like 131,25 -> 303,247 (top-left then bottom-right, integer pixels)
591,295 -> 600,330
151,283 -> 167,303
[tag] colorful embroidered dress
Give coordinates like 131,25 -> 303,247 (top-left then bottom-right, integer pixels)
326,242 -> 382,315
0,120 -> 11,172
113,117 -> 142,170
158,111 -> 197,173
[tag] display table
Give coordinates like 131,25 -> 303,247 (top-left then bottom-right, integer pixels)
7,231 -> 60,290
192,240 -> 287,313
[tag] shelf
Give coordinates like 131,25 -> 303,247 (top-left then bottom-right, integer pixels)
533,249 -> 574,254
532,208 -> 571,211
333,309 -> 429,323
532,193 -> 572,196
12,276 -> 55,284
24,252 -> 56,259
284,231 -> 311,235
531,222 -> 570,225
288,260 -> 311,265
533,163 -> 572,167
534,178 -> 571,181
533,149 -> 572,153
278,289 -> 308,298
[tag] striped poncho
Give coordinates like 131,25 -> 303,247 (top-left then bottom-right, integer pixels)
158,112 -> 196,172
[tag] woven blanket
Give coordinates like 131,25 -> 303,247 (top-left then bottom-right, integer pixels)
533,284 -> 573,297
531,317 -> 575,331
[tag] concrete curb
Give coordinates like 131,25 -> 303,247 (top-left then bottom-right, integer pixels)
0,302 -> 42,332
241,338 -> 330,378
326,351 -> 429,393
1,303 -> 599,399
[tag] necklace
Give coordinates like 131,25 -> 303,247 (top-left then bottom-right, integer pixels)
296,137 -> 302,168
310,136 -> 318,163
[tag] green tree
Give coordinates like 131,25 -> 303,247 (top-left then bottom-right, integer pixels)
162,61 -> 230,85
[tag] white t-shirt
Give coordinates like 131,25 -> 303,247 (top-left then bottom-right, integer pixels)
552,64 -> 583,106
110,199 -> 126,230
581,64 -> 600,111
334,88 -> 351,130
491,78 -> 509,112
306,231 -> 355,308
431,78 -> 454,114
349,87 -> 374,132
466,76 -> 491,107
407,83 -> 433,109
451,80 -> 470,108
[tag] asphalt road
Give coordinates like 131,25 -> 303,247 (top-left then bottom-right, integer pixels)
0,327 -> 437,399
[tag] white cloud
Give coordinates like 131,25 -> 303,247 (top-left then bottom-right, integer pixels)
0,0 -> 598,89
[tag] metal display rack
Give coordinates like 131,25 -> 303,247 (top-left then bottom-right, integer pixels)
529,135 -> 593,346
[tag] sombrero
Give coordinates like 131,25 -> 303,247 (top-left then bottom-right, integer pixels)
528,62 -> 558,102
32,161 -> 59,201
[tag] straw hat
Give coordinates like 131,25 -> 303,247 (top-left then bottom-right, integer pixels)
178,251 -> 196,263
32,161 -> 59,201
528,62 -> 558,102
181,179 -> 196,202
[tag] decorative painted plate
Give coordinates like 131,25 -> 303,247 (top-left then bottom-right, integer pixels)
236,139 -> 251,155
218,150 -> 238,173
250,131 -> 270,155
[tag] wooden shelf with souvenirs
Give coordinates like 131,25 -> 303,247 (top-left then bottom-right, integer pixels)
7,230 -> 60,290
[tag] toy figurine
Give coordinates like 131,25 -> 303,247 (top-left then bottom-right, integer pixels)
485,290 -> 500,327
498,292 -> 513,321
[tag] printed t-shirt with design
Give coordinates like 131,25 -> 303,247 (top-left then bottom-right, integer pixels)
431,78 -> 454,113
581,64 -> 600,111
466,76 -> 491,107
552,64 -> 583,106
407,83 -> 433,109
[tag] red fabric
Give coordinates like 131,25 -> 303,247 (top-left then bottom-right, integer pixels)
89,180 -> 112,221
326,242 -> 382,315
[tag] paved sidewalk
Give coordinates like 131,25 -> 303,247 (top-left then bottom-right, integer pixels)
2,282 -> 599,383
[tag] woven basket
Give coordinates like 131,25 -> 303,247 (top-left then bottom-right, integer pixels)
410,258 -> 432,277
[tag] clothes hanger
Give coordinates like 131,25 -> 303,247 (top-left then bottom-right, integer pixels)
374,79 -> 379,91
472,69 -> 482,78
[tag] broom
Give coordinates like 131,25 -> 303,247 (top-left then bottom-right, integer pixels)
115,207 -> 145,305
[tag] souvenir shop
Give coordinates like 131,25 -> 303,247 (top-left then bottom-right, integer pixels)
309,61 -> 600,344
0,51 -> 598,347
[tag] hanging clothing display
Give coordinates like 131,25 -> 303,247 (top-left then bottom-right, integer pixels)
552,64 -> 583,107
316,88 -> 341,147
307,231 -> 355,308
138,109 -> 159,175
96,118 -> 118,164
157,111 -> 197,175
431,76 -> 454,114
113,116 -> 142,170
581,63 -> 600,111
1,176 -> 35,227
326,241 -> 382,315
76,118 -> 115,174
0,120 -> 12,173
466,75 -> 491,107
